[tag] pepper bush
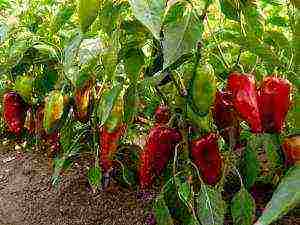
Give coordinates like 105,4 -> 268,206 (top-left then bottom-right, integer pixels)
0,0 -> 299,225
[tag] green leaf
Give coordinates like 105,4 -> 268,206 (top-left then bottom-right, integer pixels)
122,47 -> 145,82
240,135 -> 261,189
51,3 -> 75,32
178,180 -> 192,204
34,44 -> 59,60
264,31 -> 290,50
255,165 -> 300,225
243,5 -> 264,38
97,85 -> 123,127
261,134 -> 283,173
163,1 -> 204,69
196,185 -> 226,225
231,187 -> 256,225
268,16 -> 288,27
79,0 -> 101,33
79,37 -> 104,66
123,84 -> 137,123
154,194 -> 174,225
87,166 -> 102,190
219,0 -> 240,21
0,21 -> 9,43
64,34 -> 83,86
128,0 -> 166,40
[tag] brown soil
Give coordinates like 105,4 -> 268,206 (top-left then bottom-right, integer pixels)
0,140 -> 299,225
0,142 -> 148,225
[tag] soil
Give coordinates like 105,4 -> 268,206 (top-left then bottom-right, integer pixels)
0,140 -> 299,225
0,141 -> 149,225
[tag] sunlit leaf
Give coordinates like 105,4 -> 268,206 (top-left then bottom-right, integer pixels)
154,194 -> 174,225
163,1 -> 204,69
128,0 -> 166,40
197,185 -> 226,225
240,134 -> 261,189
255,165 -> 300,225
231,187 -> 256,225
79,0 -> 101,33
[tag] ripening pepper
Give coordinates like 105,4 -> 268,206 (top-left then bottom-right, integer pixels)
3,91 -> 27,135
189,64 -> 216,117
282,135 -> 300,166
212,91 -> 240,146
138,125 -> 182,189
154,105 -> 171,124
226,72 -> 262,133
258,76 -> 292,133
35,105 -> 45,138
191,133 -> 222,185
43,90 -> 68,134
99,123 -> 127,172
74,79 -> 93,123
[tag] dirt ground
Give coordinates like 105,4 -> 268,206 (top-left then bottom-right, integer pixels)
0,140 -> 299,225
0,142 -> 149,225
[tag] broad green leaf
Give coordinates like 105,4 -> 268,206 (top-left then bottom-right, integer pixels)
268,16 -> 288,27
154,194 -> 174,225
122,47 -> 144,82
264,31 -> 290,48
97,85 -> 123,127
243,4 -> 264,38
123,84 -> 137,123
219,0 -> 240,21
87,166 -> 102,190
240,135 -> 261,189
128,0 -> 165,40
178,180 -> 192,204
255,165 -> 300,225
197,185 -> 226,225
98,0 -> 126,35
0,22 -> 9,43
64,34 -> 83,86
163,1 -> 204,69
34,44 -> 59,60
261,134 -> 283,173
51,3 -> 75,32
79,37 -> 104,65
79,0 -> 101,33
231,187 -> 256,225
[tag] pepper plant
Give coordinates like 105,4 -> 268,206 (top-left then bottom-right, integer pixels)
0,0 -> 299,224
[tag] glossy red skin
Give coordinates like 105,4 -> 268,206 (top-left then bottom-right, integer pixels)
213,91 -> 240,146
139,125 -> 182,189
154,105 -> 171,124
191,133 -> 222,185
99,124 -> 127,172
227,72 -> 262,133
258,76 -> 292,133
3,91 -> 27,135
282,135 -> 300,166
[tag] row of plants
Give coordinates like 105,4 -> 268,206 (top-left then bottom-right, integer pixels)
0,0 -> 299,224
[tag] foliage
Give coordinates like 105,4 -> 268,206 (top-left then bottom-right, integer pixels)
0,0 -> 298,224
